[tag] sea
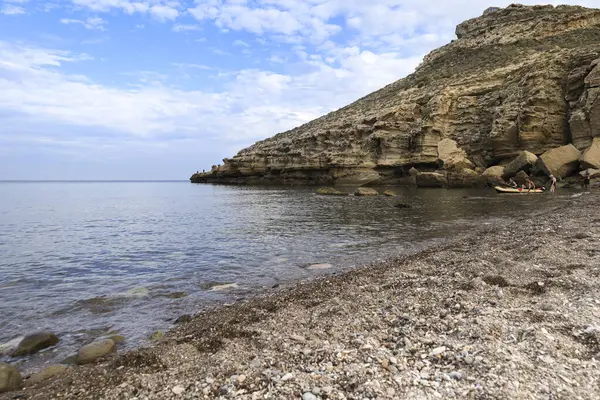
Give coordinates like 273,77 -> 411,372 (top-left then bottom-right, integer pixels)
0,181 -> 580,370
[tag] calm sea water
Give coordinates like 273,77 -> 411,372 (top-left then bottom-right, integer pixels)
0,181 -> 578,369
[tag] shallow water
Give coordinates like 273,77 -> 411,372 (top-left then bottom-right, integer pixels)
0,181 -> 581,369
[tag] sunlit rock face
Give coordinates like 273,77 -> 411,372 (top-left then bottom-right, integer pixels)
193,5 -> 600,185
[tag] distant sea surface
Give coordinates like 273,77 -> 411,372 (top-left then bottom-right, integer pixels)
0,181 -> 578,369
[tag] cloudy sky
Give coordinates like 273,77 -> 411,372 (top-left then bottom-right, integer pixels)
0,0 -> 597,180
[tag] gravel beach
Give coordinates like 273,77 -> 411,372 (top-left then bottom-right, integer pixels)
2,193 -> 599,400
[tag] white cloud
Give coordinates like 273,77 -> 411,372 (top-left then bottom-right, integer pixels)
69,0 -> 181,21
1,4 -> 25,14
149,4 -> 178,21
60,17 -> 108,30
172,23 -> 201,32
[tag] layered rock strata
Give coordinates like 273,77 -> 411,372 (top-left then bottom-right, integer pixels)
192,5 -> 600,186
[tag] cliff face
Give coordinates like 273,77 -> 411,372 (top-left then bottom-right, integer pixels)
193,4 -> 600,185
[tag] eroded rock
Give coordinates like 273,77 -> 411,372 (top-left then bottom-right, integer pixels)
582,137 -> 600,169
536,145 -> 581,178
416,172 -> 448,188
11,332 -> 59,357
25,365 -> 68,386
502,151 -> 538,180
354,188 -> 379,196
0,363 -> 21,393
316,187 -> 346,196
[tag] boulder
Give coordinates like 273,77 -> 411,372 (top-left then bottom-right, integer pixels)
581,137 -> 600,169
502,151 -> 538,179
382,190 -> 396,197
354,188 -> 379,196
447,168 -> 486,188
0,363 -> 21,393
316,187 -> 345,196
513,170 -> 530,186
483,165 -> 505,186
536,144 -> 581,178
334,170 -> 381,186
11,332 -> 59,357
175,315 -> 192,324
0,337 -> 22,357
408,167 -> 420,177
76,339 -> 115,365
416,172 -> 448,188
437,139 -> 475,170
25,365 -> 68,386
580,168 -> 600,179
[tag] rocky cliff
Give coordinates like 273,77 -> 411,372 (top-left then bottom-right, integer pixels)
192,4 -> 600,186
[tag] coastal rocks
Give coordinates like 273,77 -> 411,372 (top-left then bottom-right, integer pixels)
536,144 -> 581,178
307,263 -> 333,270
11,332 -> 59,357
447,168 -> 485,188
437,139 -> 474,171
0,337 -> 22,357
334,170 -> 381,186
210,283 -> 239,291
394,202 -> 412,209
0,363 -> 21,393
354,188 -> 379,196
316,187 -> 345,196
175,315 -> 192,324
582,137 -> 600,169
25,365 -> 68,386
76,339 -> 116,365
383,190 -> 396,197
502,151 -> 538,180
581,168 -> 600,179
483,166 -> 505,186
416,172 -> 447,188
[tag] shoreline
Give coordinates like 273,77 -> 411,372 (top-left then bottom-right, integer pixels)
2,192 -> 599,399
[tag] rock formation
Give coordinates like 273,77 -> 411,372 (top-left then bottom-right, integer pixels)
192,5 -> 600,186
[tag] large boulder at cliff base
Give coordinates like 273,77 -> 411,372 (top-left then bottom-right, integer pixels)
447,169 -> 486,188
334,170 -> 381,186
582,137 -> 600,169
416,172 -> 448,188
483,166 -> 505,186
513,171 -> 530,186
25,365 -> 68,386
76,339 -> 115,365
536,145 -> 581,178
11,332 -> 59,357
437,139 -> 474,171
0,363 -> 21,393
354,188 -> 379,196
502,151 -> 538,180
316,187 -> 346,196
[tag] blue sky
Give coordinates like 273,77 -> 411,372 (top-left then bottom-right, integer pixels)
0,0 -> 596,180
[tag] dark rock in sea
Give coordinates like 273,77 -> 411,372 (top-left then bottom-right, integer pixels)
175,315 -> 192,324
354,188 -> 379,196
76,339 -> 116,365
0,363 -> 21,393
394,202 -> 412,209
315,187 -> 346,196
11,332 -> 59,357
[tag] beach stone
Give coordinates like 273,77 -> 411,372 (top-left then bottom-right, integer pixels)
536,144 -> 581,178
11,332 -> 59,357
302,393 -> 318,400
502,151 -> 538,179
383,190 -> 396,196
175,314 -> 192,324
316,187 -> 345,196
76,339 -> 115,365
172,385 -> 185,395
25,365 -> 68,386
0,363 -> 21,393
151,331 -> 164,341
0,337 -> 22,357
354,187 -> 379,196
449,371 -> 463,380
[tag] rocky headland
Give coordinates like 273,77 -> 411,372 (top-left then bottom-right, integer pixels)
191,4 -> 600,188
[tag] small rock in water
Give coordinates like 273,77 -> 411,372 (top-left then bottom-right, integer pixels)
124,287 -> 150,298
0,338 -> 23,357
308,263 -> 333,270
210,283 -> 239,291
383,190 -> 397,197
172,385 -> 185,395
150,331 -> 164,341
11,332 -> 59,357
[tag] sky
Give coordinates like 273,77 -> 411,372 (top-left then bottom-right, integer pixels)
0,0 -> 597,180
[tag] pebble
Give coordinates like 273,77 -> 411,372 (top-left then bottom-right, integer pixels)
431,346 -> 446,356
237,375 -> 246,384
449,371 -> 463,380
281,373 -> 294,381
171,385 -> 185,395
302,393 -> 318,400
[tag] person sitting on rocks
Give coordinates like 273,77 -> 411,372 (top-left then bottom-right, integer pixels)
508,178 -> 518,188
